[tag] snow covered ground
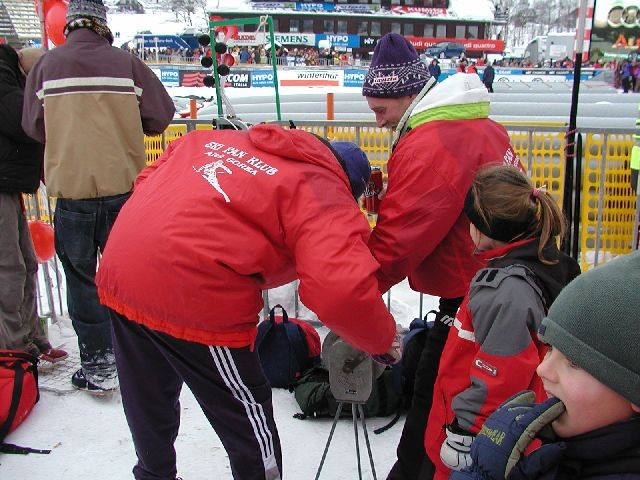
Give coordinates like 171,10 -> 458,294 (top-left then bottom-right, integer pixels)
1,273 -> 438,480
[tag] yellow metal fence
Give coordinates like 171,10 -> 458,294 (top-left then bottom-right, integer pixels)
25,121 -> 637,272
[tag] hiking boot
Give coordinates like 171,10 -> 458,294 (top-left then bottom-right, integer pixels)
71,368 -> 118,395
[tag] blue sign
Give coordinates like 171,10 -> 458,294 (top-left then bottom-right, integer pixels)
344,69 -> 366,87
251,70 -> 275,87
295,2 -> 334,11
496,68 -> 521,75
160,69 -> 180,86
125,35 -> 191,51
316,34 -> 361,49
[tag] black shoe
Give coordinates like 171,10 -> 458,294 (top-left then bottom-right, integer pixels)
71,368 -> 117,394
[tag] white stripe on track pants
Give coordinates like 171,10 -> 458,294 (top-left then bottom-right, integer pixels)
111,310 -> 282,480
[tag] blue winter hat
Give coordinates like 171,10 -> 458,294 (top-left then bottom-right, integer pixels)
363,33 -> 430,98
330,141 -> 371,199
66,0 -> 108,24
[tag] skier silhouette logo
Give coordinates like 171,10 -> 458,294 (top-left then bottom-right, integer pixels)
194,160 -> 232,203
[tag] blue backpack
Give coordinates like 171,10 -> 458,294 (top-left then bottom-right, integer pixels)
256,305 -> 321,389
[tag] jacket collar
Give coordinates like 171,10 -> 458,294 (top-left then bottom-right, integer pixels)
408,72 -> 490,129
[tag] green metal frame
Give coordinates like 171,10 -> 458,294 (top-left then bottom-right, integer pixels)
207,15 -> 282,121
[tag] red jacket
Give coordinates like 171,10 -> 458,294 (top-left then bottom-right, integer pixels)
369,118 -> 519,297
96,125 -> 396,353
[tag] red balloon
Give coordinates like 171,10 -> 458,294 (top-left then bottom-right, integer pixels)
45,1 -> 68,47
222,53 -> 235,66
28,220 -> 55,263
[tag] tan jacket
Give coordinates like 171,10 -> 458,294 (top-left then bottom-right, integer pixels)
21,28 -> 175,199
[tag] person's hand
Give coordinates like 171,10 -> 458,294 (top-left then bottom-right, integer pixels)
455,391 -> 566,480
372,323 -> 403,366
440,420 -> 475,471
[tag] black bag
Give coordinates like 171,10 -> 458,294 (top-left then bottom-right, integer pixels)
392,316 -> 432,408
255,305 -> 320,389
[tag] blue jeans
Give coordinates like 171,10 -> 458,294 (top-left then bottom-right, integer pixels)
54,193 -> 130,384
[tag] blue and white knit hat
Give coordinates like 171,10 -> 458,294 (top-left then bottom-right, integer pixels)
362,33 -> 431,98
331,141 -> 371,199
66,0 -> 108,24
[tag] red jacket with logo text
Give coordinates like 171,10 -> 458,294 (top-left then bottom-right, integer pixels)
96,125 -> 396,353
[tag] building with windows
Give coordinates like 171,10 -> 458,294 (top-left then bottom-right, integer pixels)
210,0 -> 504,58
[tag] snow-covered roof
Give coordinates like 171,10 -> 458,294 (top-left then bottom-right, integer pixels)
448,0 -> 494,22
108,0 -> 496,40
206,0 -> 495,22
109,12 -> 208,40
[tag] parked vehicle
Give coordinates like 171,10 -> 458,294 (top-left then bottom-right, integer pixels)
424,41 -> 466,59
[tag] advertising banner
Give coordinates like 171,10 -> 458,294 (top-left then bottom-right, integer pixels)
179,69 -> 252,88
344,69 -> 367,88
491,68 -> 599,82
228,32 -> 316,47
251,70 -> 276,88
275,33 -> 316,46
161,69 -> 180,86
250,1 -> 379,13
160,68 -> 600,88
390,6 -> 448,16
180,70 -> 207,87
316,34 -> 361,49
278,70 -> 343,87
591,0 -> 640,59
224,70 -> 251,88
295,2 -> 334,12
405,36 -> 505,53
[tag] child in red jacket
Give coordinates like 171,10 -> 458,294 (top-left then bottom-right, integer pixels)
425,165 -> 580,480
450,251 -> 640,480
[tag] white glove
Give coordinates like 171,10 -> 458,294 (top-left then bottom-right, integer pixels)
372,323 -> 404,366
440,422 -> 475,471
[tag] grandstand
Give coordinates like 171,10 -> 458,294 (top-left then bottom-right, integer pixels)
0,0 -> 41,47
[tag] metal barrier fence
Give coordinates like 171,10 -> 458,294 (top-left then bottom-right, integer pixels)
23,120 -> 638,318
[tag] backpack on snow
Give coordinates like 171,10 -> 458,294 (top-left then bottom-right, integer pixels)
292,317 -> 433,433
256,305 -> 321,389
293,366 -> 403,421
0,350 -> 50,454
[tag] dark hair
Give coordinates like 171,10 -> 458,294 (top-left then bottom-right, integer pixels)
466,165 -> 566,264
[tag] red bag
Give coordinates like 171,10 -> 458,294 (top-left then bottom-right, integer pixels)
0,350 -> 49,454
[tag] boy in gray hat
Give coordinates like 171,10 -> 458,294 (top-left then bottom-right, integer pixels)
451,251 -> 640,480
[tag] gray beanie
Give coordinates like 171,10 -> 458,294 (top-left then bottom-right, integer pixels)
539,251 -> 640,406
66,0 -> 108,24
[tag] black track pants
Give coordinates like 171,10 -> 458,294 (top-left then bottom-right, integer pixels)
111,311 -> 282,480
